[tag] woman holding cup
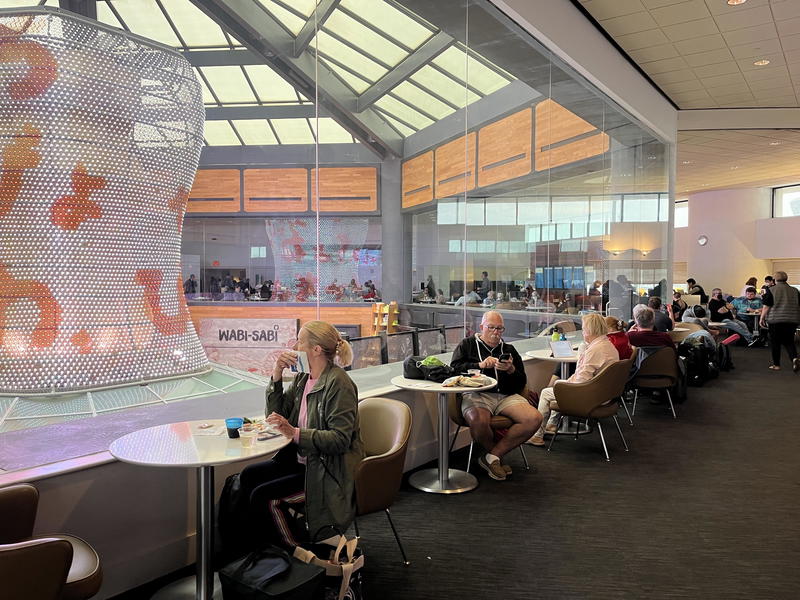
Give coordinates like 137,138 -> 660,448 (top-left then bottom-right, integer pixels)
238,321 -> 364,548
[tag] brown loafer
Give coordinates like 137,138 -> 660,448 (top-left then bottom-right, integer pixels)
526,436 -> 545,446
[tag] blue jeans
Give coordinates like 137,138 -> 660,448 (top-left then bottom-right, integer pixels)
719,319 -> 752,342
686,330 -> 716,351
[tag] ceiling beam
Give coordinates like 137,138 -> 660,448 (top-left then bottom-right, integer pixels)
181,49 -> 263,67
678,108 -> 800,131
189,0 -> 403,158
292,0 -> 340,58
204,105 -> 330,120
357,31 -> 453,112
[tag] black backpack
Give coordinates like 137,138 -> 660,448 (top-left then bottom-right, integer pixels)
678,338 -> 716,386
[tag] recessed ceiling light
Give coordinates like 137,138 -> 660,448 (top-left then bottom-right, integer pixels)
681,160 -> 692,164
727,0 -> 747,5
769,141 -> 781,146
754,59 -> 770,66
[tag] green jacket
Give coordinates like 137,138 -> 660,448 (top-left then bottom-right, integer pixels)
266,364 -> 364,539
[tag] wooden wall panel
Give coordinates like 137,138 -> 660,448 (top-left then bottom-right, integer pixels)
534,99 -> 609,172
310,167 -> 377,212
477,109 -> 532,187
188,305 -> 374,339
402,152 -> 434,208
244,168 -> 308,213
188,169 -> 241,213
434,132 -> 476,199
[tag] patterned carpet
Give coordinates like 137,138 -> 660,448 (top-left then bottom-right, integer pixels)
356,345 -> 800,600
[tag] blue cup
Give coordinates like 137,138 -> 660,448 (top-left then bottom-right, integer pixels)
225,417 -> 244,438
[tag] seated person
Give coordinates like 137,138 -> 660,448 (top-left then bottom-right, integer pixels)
671,292 -> 688,322
451,311 -> 543,481
237,321 -> 364,549
686,278 -> 709,303
708,287 -> 753,343
732,286 -> 763,333
647,296 -> 674,332
605,315 -> 632,359
681,305 -> 718,350
482,290 -> 496,306
435,288 -> 447,304
627,305 -> 675,349
528,313 -> 619,446
455,288 -> 481,306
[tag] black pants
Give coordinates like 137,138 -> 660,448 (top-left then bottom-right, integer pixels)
768,322 -> 798,366
240,445 -> 306,547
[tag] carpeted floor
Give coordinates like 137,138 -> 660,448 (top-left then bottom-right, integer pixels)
355,345 -> 800,600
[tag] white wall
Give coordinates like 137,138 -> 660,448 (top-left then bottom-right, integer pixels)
686,188 -> 772,293
755,215 -> 800,259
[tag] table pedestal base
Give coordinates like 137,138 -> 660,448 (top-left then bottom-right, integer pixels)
151,574 -> 221,600
409,468 -> 477,494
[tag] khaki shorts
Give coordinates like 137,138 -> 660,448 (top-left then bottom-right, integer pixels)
461,392 -> 529,416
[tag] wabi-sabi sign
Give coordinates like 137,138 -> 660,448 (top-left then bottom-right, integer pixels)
198,318 -> 298,376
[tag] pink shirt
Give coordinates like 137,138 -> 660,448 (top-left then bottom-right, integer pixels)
293,377 -> 316,464
569,336 -> 619,384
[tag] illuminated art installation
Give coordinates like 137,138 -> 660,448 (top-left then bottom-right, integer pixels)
0,9 -> 209,394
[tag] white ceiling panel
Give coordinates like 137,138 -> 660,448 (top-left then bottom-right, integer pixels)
601,12 -> 658,36
672,33 -> 728,54
683,47 -> 734,67
772,1 -> 800,21
650,0 -> 710,28
580,0 -> 646,21
628,43 -> 680,62
714,5 -> 774,32
641,56 -> 690,74
662,17 -> 719,42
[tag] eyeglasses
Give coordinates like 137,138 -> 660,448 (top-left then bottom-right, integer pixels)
484,325 -> 505,332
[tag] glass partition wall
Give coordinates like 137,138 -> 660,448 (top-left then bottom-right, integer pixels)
173,0 -> 671,349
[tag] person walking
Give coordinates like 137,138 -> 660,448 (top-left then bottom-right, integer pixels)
760,271 -> 800,372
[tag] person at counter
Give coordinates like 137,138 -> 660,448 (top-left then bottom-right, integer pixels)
479,271 -> 491,299
451,311 -> 543,481
237,321 -> 364,548
527,313 -> 618,447
426,275 -> 436,298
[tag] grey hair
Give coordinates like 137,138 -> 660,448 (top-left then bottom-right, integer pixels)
633,304 -> 655,329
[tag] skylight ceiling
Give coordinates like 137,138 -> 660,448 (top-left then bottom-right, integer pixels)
11,0 -> 516,149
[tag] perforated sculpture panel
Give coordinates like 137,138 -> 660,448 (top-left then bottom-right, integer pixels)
0,9 -> 209,394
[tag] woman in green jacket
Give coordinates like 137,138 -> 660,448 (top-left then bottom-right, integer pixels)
240,321 -> 364,547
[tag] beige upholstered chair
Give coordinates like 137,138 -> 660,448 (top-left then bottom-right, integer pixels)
0,483 -> 102,600
669,321 -> 704,344
447,393 -> 531,473
354,397 -> 412,565
630,346 -> 680,419
547,360 -> 632,461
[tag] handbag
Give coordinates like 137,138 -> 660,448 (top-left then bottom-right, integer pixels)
219,546 -> 325,600
402,355 -> 455,383
293,535 -> 364,600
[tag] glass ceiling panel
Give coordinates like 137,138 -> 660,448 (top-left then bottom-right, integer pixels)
277,0 -> 318,18
96,2 -> 124,29
378,111 -> 416,137
102,1 -> 181,47
271,118 -> 315,144
317,56 -> 371,94
311,117 -> 356,144
339,0 -> 433,50
391,81 -> 453,120
374,95 -> 433,130
199,66 -> 258,104
160,0 -> 231,48
244,65 -> 305,104
432,47 -> 512,96
255,0 -> 306,36
205,121 -> 242,146
196,73 -> 217,105
324,10 -> 408,68
410,65 -> 480,108
232,120 -> 279,145
314,30 -> 387,83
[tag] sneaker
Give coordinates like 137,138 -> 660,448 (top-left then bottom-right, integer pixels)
768,365 -> 781,371
526,436 -> 545,447
794,358 -> 799,374
478,455 -> 506,480
501,463 -> 512,476
747,337 -> 763,348
544,423 -> 558,434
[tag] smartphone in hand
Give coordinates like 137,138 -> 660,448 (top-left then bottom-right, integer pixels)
498,353 -> 511,362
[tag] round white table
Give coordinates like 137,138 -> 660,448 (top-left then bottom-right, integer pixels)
390,375 -> 496,494
525,348 -> 590,436
110,420 -> 290,600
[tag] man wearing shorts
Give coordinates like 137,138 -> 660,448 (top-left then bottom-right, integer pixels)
451,311 -> 542,481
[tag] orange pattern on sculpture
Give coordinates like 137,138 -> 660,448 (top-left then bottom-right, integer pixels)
0,19 -> 58,100
135,269 -> 188,336
50,163 -> 105,230
70,329 -> 92,354
0,263 -> 61,348
0,123 -> 41,217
